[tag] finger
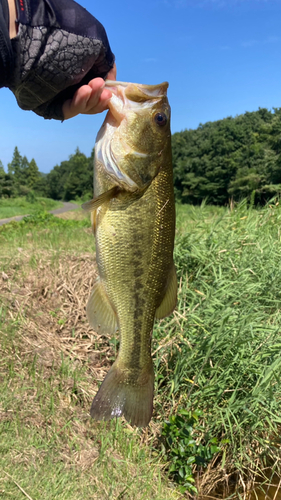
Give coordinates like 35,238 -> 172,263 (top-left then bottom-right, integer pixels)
85,79 -> 108,111
62,78 -> 113,119
63,79 -> 106,119
83,88 -> 112,115
87,77 -> 106,91
63,86 -> 92,119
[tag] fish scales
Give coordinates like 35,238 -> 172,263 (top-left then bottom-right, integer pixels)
83,80 -> 177,427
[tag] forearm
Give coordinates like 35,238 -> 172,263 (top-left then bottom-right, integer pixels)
7,0 -> 17,38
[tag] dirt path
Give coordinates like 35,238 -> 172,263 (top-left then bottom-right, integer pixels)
0,202 -> 80,227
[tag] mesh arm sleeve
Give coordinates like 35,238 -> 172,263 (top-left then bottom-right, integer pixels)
7,0 -> 115,120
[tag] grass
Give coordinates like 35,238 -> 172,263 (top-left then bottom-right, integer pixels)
0,196 -> 63,219
0,211 -> 181,500
0,327 -> 175,499
0,306 -> 172,500
0,210 -> 93,258
1,201 -> 281,498
153,200 -> 281,497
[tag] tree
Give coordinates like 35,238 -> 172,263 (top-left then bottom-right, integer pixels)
63,148 -> 92,200
34,172 -> 49,197
0,160 -> 5,179
0,160 -> 5,197
26,158 -> 40,189
46,147 -> 94,201
172,107 -> 281,205
8,146 -> 22,189
19,156 -> 30,188
0,160 -> 15,198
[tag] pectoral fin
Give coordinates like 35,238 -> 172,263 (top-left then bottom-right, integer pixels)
82,187 -> 119,212
87,280 -> 118,334
155,263 -> 178,320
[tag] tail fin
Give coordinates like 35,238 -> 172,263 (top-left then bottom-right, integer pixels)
90,362 -> 154,427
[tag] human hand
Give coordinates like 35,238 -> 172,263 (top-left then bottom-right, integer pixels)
62,63 -> 117,120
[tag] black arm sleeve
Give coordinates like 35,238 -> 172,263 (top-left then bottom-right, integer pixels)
4,0 -> 115,120
0,0 -> 15,86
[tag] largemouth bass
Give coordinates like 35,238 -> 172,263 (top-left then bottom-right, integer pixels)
83,80 -> 177,427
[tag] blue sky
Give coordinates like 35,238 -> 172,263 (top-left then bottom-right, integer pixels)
1,0 -> 281,173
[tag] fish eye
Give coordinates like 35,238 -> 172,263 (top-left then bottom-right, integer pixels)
154,112 -> 167,126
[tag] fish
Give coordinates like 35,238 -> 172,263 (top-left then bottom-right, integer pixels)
82,80 -> 177,427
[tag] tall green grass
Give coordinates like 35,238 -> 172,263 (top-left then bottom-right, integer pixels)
154,200 -> 281,494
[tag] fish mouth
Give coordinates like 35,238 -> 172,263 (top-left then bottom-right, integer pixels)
104,80 -> 169,122
104,80 -> 169,97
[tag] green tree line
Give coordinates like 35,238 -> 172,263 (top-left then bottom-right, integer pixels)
0,147 -> 93,201
173,107 -> 281,204
0,147 -> 43,198
2,107 -> 281,205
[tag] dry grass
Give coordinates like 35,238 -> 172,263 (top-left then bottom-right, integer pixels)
2,252 -> 102,362
0,250 -> 180,500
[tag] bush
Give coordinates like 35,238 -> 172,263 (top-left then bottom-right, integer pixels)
161,409 -> 221,494
25,190 -> 37,203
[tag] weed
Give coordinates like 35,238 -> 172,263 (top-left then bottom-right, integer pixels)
161,409 -> 221,494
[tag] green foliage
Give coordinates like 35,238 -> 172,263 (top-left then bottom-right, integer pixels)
153,201 -> 281,488
0,161 -> 14,198
0,303 -> 176,500
0,160 -> 4,178
1,146 -> 93,201
7,146 -> 22,179
34,172 -> 50,197
3,148 -> 43,197
47,147 -> 93,201
173,107 -> 281,205
161,409 -> 221,494
25,190 -> 37,203
21,211 -> 89,228
2,200 -> 281,494
26,158 -> 40,189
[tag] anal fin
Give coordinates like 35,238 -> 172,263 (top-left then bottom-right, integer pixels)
155,263 -> 178,320
87,280 -> 118,334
